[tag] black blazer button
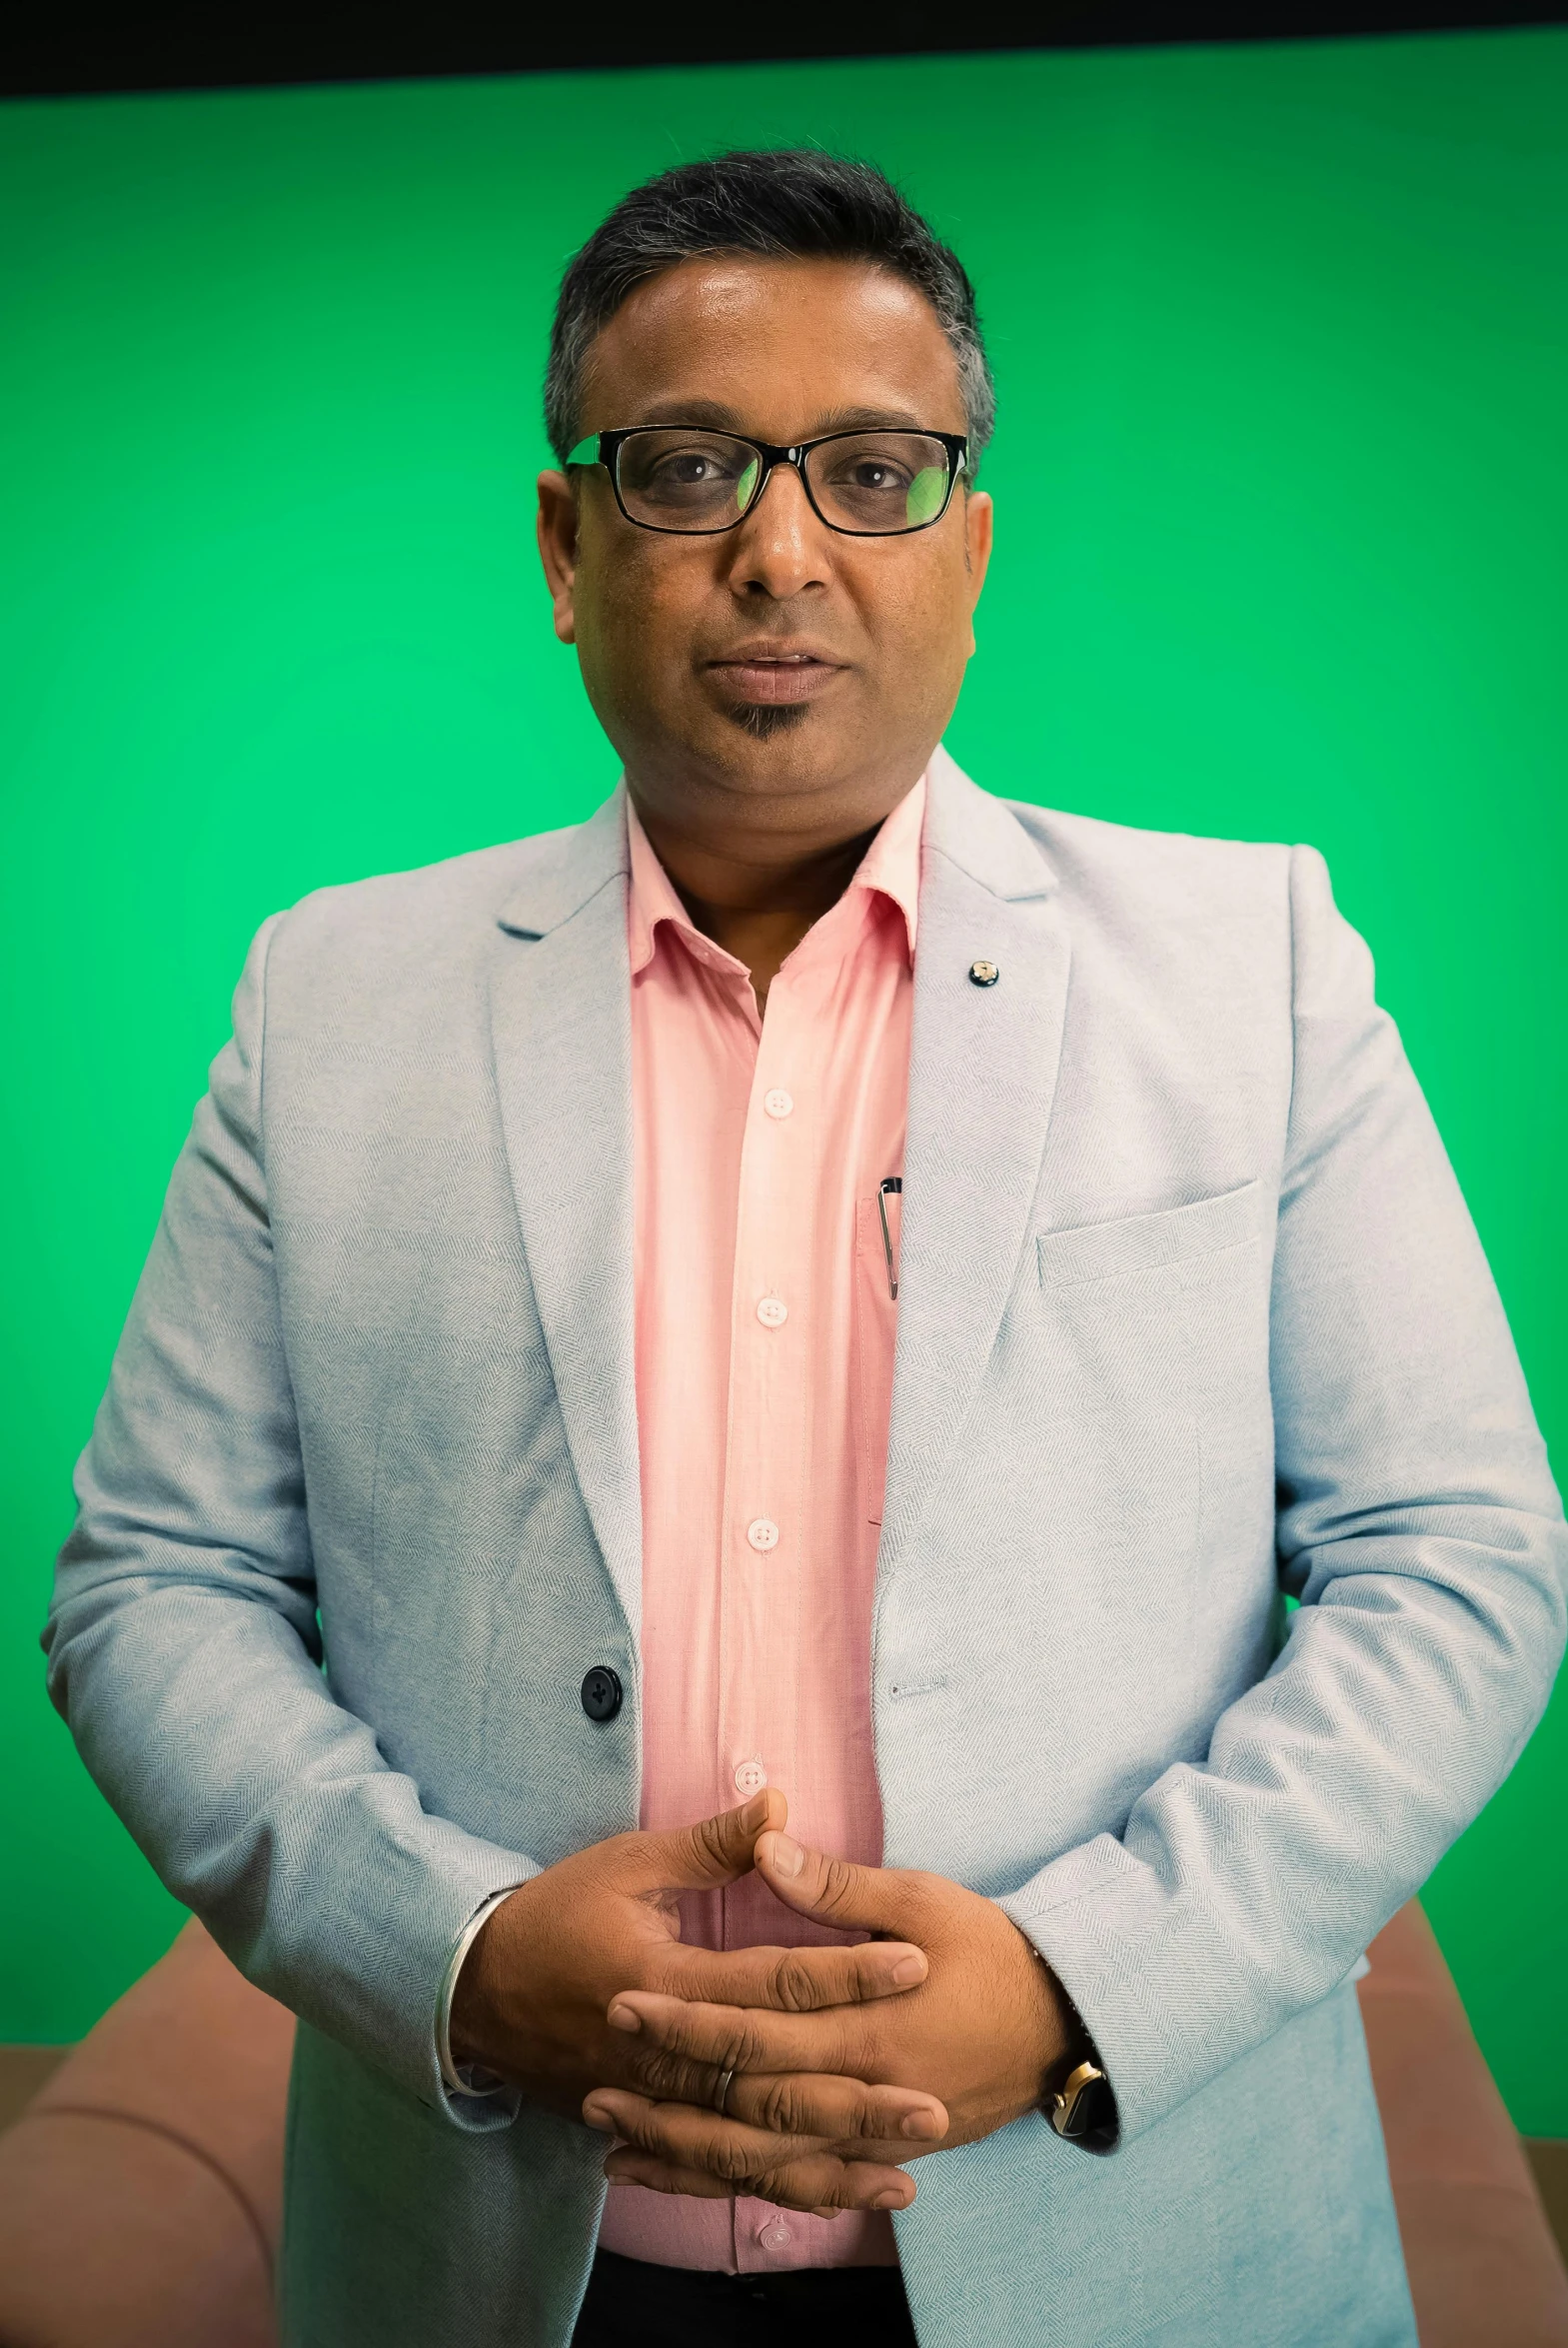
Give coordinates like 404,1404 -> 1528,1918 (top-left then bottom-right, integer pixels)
581,1666 -> 623,1723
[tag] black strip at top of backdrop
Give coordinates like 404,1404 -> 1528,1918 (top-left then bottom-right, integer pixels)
2,0 -> 1564,101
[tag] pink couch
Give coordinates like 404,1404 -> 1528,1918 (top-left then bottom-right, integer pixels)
0,1903 -> 1564,2346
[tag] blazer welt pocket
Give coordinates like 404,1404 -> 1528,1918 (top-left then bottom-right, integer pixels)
1037,1179 -> 1263,1288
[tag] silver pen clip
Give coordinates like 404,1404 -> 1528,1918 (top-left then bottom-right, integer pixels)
877,1177 -> 903,1302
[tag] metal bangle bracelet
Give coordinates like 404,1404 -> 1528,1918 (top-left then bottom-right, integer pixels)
712,2066 -> 737,2117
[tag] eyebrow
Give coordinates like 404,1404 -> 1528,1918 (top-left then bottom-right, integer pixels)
625,399 -> 939,438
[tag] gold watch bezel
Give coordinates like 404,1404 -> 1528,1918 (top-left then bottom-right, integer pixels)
1048,2058 -> 1107,2138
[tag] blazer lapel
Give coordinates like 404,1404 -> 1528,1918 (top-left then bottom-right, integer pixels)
879,751 -> 1070,1578
488,790 -> 644,1637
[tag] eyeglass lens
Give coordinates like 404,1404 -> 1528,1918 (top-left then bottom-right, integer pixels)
613,429 -> 954,536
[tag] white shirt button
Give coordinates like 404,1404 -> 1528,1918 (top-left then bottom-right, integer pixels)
747,1516 -> 780,1552
756,1295 -> 788,1328
758,2218 -> 792,2252
763,1088 -> 793,1119
734,1758 -> 768,1796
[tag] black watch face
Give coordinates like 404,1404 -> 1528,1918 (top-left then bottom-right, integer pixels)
1061,2072 -> 1115,2139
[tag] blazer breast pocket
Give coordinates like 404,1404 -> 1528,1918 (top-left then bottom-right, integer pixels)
1037,1179 -> 1264,1289
1030,1180 -> 1274,1545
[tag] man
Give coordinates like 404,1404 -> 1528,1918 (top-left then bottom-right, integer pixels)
47,150 -> 1565,2348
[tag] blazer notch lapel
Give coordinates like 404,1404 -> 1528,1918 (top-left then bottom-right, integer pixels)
496,788 -> 630,941
488,798 -> 643,1636
922,743 -> 1057,906
881,758 -> 1071,1577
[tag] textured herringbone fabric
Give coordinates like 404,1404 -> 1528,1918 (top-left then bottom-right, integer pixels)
46,751 -> 1566,2347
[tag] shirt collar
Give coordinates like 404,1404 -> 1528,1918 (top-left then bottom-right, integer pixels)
851,772 -> 923,956
626,772 -> 925,978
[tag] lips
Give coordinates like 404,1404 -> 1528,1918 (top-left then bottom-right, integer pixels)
707,649 -> 844,705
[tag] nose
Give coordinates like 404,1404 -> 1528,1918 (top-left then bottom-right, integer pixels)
724,458 -> 830,600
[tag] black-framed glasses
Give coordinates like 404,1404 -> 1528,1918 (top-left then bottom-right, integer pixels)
565,425 -> 969,538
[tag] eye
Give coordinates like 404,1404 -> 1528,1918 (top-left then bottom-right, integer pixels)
832,457 -> 913,494
617,431 -> 755,510
650,448 -> 738,487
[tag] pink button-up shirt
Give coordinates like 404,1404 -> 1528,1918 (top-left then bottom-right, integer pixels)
596,778 -> 924,2276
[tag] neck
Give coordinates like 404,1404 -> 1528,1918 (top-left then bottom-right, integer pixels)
633,800 -> 883,1011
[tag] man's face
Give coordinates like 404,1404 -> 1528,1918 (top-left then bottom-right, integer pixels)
537,255 -> 992,846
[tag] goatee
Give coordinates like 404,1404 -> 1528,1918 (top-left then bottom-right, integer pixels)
729,702 -> 811,740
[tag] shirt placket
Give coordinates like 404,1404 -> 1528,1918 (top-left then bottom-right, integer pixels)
717,959 -> 818,1864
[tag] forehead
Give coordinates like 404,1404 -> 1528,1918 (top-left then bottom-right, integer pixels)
579,255 -> 966,439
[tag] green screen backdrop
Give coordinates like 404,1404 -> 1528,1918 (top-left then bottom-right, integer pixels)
3,31 -> 1565,2131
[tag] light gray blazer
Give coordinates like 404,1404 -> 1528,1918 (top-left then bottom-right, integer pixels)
48,750 -> 1566,2348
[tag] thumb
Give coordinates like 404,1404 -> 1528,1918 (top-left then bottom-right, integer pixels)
643,1788 -> 788,1892
754,1830 -> 908,1932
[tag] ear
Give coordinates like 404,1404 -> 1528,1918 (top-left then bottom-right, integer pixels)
962,489 -> 993,652
536,468 -> 580,645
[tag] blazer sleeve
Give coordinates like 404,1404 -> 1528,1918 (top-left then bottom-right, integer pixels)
43,916 -> 536,2131
997,843 -> 1568,2144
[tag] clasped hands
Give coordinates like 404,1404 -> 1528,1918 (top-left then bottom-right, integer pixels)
451,1788 -> 1070,2215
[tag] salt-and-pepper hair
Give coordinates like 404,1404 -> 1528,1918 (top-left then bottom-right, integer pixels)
544,149 -> 996,472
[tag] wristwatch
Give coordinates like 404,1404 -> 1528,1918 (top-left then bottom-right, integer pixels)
1047,2057 -> 1115,2143
1021,1936 -> 1117,2146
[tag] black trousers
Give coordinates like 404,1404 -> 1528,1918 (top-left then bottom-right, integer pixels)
572,2249 -> 919,2348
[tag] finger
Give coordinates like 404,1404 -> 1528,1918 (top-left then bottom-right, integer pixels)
607,2147 -> 913,2213
607,2153 -> 845,2223
638,1790 -> 788,1894
586,2086 -> 820,2183
597,2103 -> 915,2214
730,2072 -> 947,2145
589,2071 -> 946,2148
605,2150 -> 905,2207
754,1832 -> 922,1935
653,1936 -> 927,2012
607,2153 -> 742,2202
606,1990 -> 860,2086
